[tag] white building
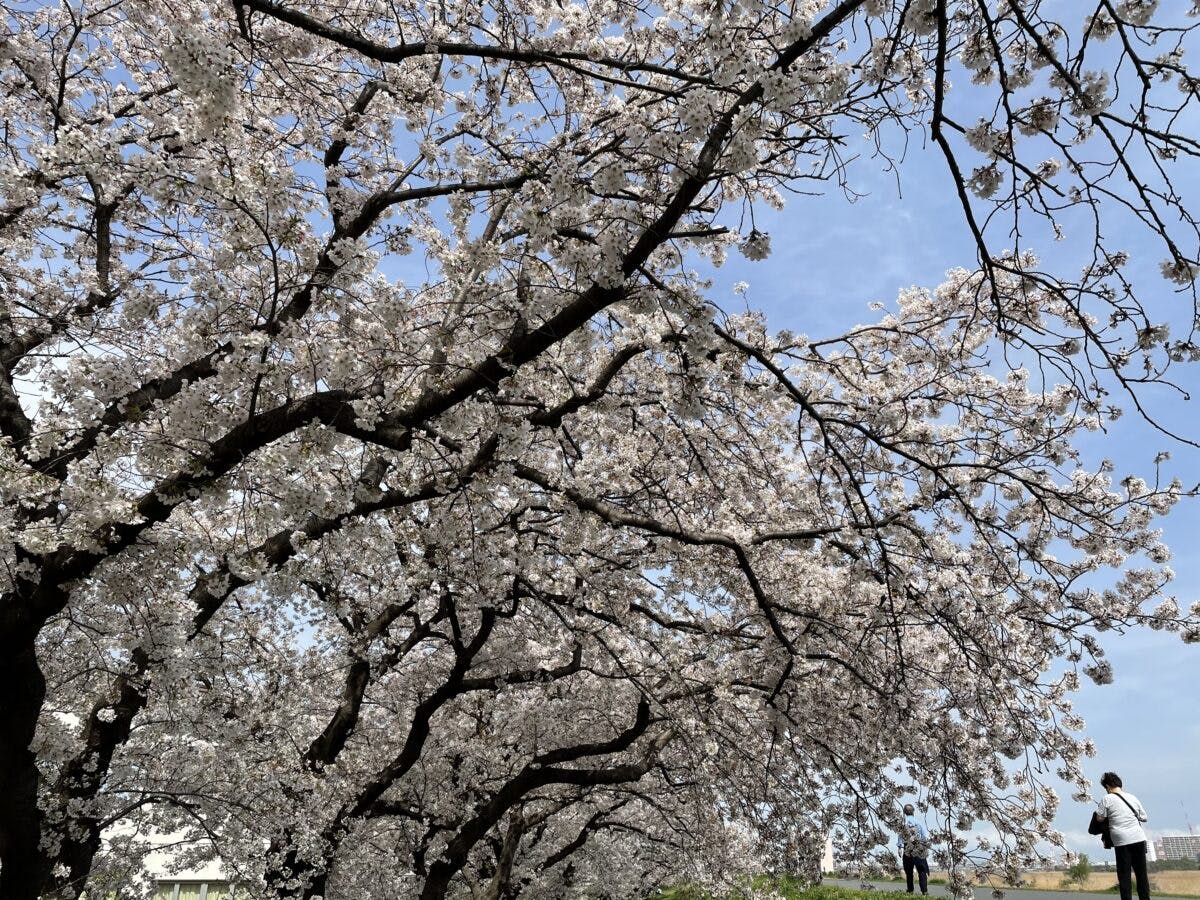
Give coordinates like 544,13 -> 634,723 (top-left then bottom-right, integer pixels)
146,851 -> 234,900
89,826 -> 236,900
822,834 -> 836,873
151,879 -> 236,900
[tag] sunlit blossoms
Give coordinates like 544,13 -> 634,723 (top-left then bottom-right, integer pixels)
2,1 -> 1200,899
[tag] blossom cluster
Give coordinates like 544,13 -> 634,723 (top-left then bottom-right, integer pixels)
1,2 -> 1199,900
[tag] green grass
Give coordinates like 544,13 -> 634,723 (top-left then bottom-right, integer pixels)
651,880 -> 890,900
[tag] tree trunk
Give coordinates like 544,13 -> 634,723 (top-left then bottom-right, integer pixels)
419,862 -> 456,900
0,638 -> 51,900
49,647 -> 152,900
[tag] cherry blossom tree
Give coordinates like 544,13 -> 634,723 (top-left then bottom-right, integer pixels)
2,0 -> 1200,898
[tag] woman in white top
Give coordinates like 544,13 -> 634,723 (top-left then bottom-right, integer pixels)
1095,771 -> 1151,900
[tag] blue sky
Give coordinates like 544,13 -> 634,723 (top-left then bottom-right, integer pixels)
708,127 -> 1200,851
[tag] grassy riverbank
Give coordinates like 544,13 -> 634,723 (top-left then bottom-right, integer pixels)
990,870 -> 1200,897
653,881 -> 888,900
836,870 -> 1200,898
649,870 -> 1200,900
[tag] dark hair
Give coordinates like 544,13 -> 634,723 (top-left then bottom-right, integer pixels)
903,804 -> 915,815
1100,772 -> 1123,789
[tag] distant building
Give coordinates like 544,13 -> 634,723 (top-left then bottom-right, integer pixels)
152,881 -> 236,900
143,839 -> 235,900
83,827 -> 235,899
1158,834 -> 1200,862
822,834 -> 835,873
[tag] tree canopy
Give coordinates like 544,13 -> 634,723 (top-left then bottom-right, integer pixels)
2,0 -> 1199,898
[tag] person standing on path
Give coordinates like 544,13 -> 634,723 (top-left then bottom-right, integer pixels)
898,803 -> 931,896
1095,771 -> 1151,900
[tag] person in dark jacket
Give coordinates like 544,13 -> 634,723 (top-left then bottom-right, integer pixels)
898,804 -> 930,896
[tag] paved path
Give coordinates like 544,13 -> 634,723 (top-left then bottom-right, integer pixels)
825,878 -> 1142,900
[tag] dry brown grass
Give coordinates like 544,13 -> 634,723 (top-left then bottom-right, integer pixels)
984,868 -> 1200,897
